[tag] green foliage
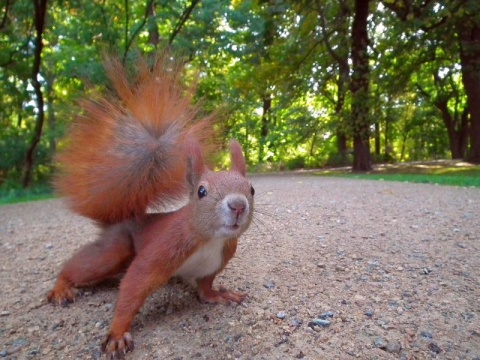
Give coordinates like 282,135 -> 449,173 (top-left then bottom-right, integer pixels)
340,172 -> 480,188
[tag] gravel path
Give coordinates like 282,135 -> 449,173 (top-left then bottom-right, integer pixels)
0,174 -> 479,359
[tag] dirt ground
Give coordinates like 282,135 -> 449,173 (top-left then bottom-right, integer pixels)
0,174 -> 479,360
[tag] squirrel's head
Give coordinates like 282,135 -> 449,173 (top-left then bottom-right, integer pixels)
186,140 -> 254,241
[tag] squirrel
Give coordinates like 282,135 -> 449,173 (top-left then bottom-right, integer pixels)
47,55 -> 255,359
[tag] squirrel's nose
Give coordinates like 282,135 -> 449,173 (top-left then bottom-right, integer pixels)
228,199 -> 246,215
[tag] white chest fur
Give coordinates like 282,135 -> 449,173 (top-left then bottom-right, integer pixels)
174,237 -> 226,281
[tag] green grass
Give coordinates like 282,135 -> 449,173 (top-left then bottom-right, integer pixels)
0,185 -> 55,205
317,161 -> 480,188
344,173 -> 480,187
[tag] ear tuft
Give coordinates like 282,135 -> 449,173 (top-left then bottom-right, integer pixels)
230,140 -> 247,176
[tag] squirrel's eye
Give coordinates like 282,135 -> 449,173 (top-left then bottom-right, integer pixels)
250,186 -> 255,196
198,185 -> 207,199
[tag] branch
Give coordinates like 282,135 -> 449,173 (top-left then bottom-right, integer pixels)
1,0 -> 10,29
168,0 -> 200,45
122,0 -> 155,64
316,0 -> 350,70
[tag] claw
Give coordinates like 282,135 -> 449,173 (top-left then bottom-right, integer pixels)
199,287 -> 247,305
102,332 -> 134,359
47,281 -> 77,306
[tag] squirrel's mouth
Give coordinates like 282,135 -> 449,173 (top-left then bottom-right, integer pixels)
224,223 -> 241,231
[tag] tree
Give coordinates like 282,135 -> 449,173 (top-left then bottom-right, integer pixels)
23,0 -> 48,187
350,0 -> 372,171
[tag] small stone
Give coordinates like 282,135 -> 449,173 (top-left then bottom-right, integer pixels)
405,328 -> 416,337
45,243 -> 54,249
364,309 -> 374,318
295,351 -> 306,358
319,311 -> 334,319
421,268 -> 432,275
264,281 -> 276,289
456,242 -> 467,248
95,321 -> 104,329
428,342 -> 441,354
276,311 -> 287,320
420,331 -> 433,339
0,311 -> 10,316
308,318 -> 331,328
374,337 -> 387,349
8,338 -> 29,354
317,263 -> 326,269
354,294 -> 366,306
290,318 -> 303,328
386,342 -> 402,354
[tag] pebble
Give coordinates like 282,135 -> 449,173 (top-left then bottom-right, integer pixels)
374,337 -> 387,349
319,311 -> 334,319
308,318 -> 331,328
386,342 -> 402,354
428,342 -> 442,354
263,281 -> 275,289
7,338 -> 28,354
354,294 -> 366,306
276,311 -> 287,320
420,331 -> 433,339
290,318 -> 303,328
364,309 -> 374,318
0,311 -> 10,316
421,268 -> 432,275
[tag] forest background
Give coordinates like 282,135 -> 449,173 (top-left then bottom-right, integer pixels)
1,0 -> 480,191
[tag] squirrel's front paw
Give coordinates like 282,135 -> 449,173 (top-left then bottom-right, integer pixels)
199,287 -> 247,305
47,280 -> 77,306
101,331 -> 134,359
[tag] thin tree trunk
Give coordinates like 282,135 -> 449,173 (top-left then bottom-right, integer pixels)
23,0 -> 48,187
45,73 -> 56,156
258,95 -> 271,163
350,0 -> 372,171
458,20 -> 480,163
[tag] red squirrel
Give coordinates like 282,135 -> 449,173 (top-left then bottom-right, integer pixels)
47,55 -> 254,359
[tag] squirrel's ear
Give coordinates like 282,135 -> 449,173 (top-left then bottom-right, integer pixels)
186,138 -> 205,188
230,140 -> 247,176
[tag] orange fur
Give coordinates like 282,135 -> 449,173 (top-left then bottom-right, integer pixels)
54,56 -> 213,224
49,55 -> 254,359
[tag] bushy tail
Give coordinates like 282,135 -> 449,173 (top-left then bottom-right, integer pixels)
54,55 -> 213,225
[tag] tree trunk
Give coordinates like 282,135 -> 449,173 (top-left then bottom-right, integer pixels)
374,122 -> 380,157
147,0 -> 160,48
458,20 -> 480,163
45,73 -> 56,156
436,97 -> 469,159
258,94 -> 271,163
23,0 -> 48,187
335,59 -> 350,165
350,0 -> 372,171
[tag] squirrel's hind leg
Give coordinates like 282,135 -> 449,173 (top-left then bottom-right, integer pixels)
48,226 -> 135,306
